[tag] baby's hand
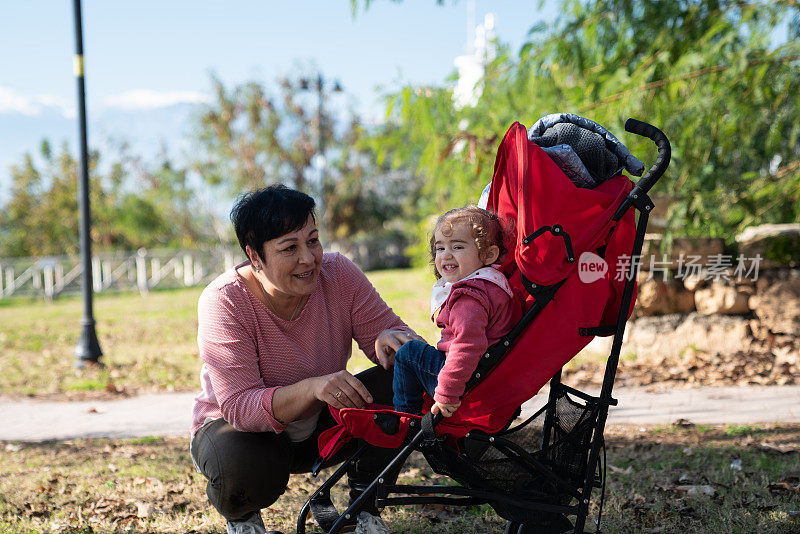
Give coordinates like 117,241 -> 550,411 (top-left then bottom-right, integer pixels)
431,401 -> 461,418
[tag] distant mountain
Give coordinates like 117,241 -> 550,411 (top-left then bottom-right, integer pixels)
0,102 -> 203,203
0,107 -> 73,183
91,103 -> 201,158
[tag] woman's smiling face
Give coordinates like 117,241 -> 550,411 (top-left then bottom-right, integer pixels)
433,221 -> 486,283
260,214 -> 323,298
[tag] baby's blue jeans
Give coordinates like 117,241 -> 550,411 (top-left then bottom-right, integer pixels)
392,339 -> 447,414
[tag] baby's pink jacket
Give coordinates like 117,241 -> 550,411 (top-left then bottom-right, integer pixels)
434,278 -> 522,404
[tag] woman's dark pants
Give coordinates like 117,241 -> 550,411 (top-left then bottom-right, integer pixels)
190,366 -> 397,522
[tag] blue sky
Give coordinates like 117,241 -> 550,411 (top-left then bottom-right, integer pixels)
0,0 -> 552,120
0,0 -> 555,202
0,1 -> 791,207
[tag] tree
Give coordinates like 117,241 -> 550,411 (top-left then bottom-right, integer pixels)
192,76 -> 412,241
194,76 -> 315,193
364,0 -> 800,261
1,152 -> 49,257
0,142 -> 219,257
521,0 -> 800,238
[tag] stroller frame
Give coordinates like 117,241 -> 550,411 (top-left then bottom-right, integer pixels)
297,119 -> 670,534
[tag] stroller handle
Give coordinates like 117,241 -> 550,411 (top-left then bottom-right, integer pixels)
624,118 -> 670,197
614,119 -> 671,220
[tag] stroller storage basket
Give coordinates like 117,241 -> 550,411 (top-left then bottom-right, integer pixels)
420,388 -> 600,523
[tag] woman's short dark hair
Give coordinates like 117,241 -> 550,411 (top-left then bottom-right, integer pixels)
230,184 -> 316,261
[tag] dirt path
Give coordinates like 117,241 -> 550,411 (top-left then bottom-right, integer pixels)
2,385 -> 800,441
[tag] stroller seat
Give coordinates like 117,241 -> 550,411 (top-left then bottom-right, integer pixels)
298,116 -> 670,534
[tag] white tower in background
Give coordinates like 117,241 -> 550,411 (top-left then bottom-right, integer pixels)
475,12 -> 497,64
453,1 -> 497,109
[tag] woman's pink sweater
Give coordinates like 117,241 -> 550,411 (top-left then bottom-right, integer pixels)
191,252 -> 406,436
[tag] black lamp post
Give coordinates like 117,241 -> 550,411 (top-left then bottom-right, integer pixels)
297,74 -> 342,238
72,0 -> 103,368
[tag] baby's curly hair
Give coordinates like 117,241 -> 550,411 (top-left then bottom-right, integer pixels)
429,206 -> 510,279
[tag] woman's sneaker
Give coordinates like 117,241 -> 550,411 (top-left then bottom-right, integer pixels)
225,511 -> 283,534
354,511 -> 390,534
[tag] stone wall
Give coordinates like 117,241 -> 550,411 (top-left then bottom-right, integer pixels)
581,224 -> 800,385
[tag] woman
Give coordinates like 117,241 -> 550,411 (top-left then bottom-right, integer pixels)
190,185 -> 416,534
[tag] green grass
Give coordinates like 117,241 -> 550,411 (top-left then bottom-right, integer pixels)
348,267 -> 439,373
600,425 -> 800,533
0,268 -> 438,397
724,425 -> 766,437
1,425 -> 798,533
364,267 -> 439,343
65,378 -> 108,392
0,286 -> 204,397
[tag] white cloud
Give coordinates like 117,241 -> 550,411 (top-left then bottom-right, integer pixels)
101,89 -> 210,111
0,86 -> 74,117
0,87 -> 39,115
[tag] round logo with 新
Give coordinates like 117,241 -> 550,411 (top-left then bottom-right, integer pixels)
578,251 -> 608,283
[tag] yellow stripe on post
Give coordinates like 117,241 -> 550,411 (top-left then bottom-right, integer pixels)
73,55 -> 84,77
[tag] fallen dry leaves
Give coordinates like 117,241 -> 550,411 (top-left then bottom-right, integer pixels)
0,437 -> 211,533
768,474 -> 800,496
2,427 -> 799,533
759,441 -> 799,454
564,347 -> 799,389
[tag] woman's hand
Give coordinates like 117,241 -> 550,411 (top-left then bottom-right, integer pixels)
431,401 -> 461,418
313,370 -> 373,410
375,329 -> 425,370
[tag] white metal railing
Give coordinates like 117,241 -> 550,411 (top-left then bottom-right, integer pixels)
0,247 -> 241,300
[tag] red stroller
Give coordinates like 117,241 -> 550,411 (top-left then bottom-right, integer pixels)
297,118 -> 670,533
